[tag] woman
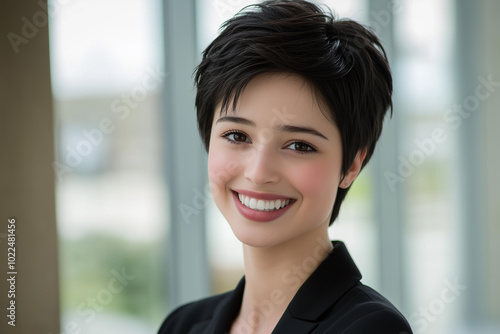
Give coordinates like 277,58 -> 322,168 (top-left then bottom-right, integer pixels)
159,1 -> 413,333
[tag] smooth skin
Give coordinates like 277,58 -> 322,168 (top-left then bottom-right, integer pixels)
207,73 -> 366,334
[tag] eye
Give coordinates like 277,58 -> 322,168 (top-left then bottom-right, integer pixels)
285,141 -> 316,154
221,130 -> 251,144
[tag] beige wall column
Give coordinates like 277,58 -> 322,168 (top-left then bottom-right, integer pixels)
0,0 -> 60,333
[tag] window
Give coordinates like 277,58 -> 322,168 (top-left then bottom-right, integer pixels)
50,1 -> 167,332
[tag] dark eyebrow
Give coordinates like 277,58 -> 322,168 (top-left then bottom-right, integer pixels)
273,124 -> 328,141
216,116 -> 256,127
215,116 -> 329,141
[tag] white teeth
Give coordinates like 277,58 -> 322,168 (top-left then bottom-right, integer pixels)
249,198 -> 257,209
237,193 -> 292,212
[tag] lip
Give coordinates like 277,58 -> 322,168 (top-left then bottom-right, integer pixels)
231,190 -> 295,222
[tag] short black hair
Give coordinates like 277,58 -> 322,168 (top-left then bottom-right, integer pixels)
195,0 -> 392,225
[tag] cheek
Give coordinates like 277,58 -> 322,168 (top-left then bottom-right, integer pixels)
208,149 -> 228,194
291,159 -> 341,203
207,144 -> 241,198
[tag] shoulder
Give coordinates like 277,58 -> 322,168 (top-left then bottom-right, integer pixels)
157,291 -> 230,334
323,283 -> 413,333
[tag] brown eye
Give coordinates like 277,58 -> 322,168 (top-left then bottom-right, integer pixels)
293,142 -> 309,151
285,141 -> 316,154
232,133 -> 247,142
222,131 -> 250,144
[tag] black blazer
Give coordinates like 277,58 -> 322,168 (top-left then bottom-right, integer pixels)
158,241 -> 413,334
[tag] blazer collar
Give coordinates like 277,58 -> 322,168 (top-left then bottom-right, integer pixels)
271,240 -> 362,333
286,240 -> 362,321
189,277 -> 245,334
191,240 -> 361,334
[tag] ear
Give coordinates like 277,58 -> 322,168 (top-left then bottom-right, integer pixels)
339,148 -> 367,188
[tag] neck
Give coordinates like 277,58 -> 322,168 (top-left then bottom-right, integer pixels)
232,230 -> 333,333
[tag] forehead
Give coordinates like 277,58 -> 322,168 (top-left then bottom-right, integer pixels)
239,73 -> 315,112
215,73 -> 334,125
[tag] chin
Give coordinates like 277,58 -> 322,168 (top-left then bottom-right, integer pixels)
229,221 -> 286,249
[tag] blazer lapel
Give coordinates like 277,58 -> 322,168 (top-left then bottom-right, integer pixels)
273,241 -> 362,333
272,310 -> 319,333
189,277 -> 246,334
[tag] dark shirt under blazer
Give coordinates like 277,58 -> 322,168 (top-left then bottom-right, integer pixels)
158,241 -> 413,334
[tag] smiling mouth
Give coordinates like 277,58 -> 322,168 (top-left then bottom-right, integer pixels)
235,192 -> 294,212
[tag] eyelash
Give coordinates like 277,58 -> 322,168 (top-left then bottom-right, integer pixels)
220,129 -> 317,155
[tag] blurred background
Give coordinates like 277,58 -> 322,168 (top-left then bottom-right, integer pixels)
1,0 -> 499,333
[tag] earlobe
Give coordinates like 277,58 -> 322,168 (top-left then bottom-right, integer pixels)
339,148 -> 367,188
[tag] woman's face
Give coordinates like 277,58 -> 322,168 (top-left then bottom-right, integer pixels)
207,73 -> 346,248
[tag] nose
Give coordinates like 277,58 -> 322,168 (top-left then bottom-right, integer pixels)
244,145 -> 280,186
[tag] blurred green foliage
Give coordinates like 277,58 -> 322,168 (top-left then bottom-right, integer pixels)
59,234 -> 168,325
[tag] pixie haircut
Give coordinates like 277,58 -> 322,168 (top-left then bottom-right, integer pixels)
195,0 -> 392,225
